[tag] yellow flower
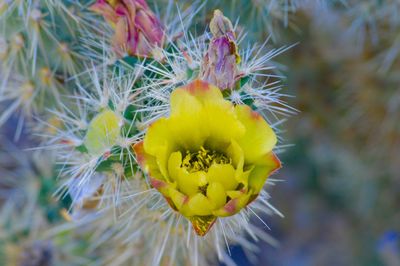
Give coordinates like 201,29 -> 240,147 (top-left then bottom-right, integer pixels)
134,80 -> 281,236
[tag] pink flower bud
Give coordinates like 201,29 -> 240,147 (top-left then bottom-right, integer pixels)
200,10 -> 240,90
91,0 -> 165,58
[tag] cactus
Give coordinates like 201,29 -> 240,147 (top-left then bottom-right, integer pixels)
2,0 -> 399,265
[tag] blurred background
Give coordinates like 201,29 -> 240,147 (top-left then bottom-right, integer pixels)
1,1 -> 400,265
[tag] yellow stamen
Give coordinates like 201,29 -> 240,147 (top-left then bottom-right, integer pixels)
181,146 -> 231,173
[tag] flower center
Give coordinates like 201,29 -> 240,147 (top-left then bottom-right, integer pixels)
181,146 -> 231,173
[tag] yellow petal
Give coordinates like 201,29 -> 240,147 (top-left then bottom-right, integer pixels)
144,118 -> 172,156
168,188 -> 188,211
167,151 -> 182,182
149,177 -> 174,196
133,142 -> 164,181
177,171 -> 207,196
207,163 -> 238,191
188,193 -> 213,216
226,139 -> 244,168
193,82 -> 245,149
226,139 -> 249,185
144,118 -> 174,180
226,190 -> 242,199
84,109 -> 121,155
238,168 -> 253,188
155,145 -> 170,180
213,192 -> 250,217
204,99 -> 244,150
169,80 -> 245,150
248,152 -> 281,193
206,182 -> 226,209
169,84 -> 207,150
179,80 -> 223,103
234,105 -> 277,164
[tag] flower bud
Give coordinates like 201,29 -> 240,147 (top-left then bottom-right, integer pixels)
91,0 -> 165,58
84,109 -> 122,156
200,10 -> 240,90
